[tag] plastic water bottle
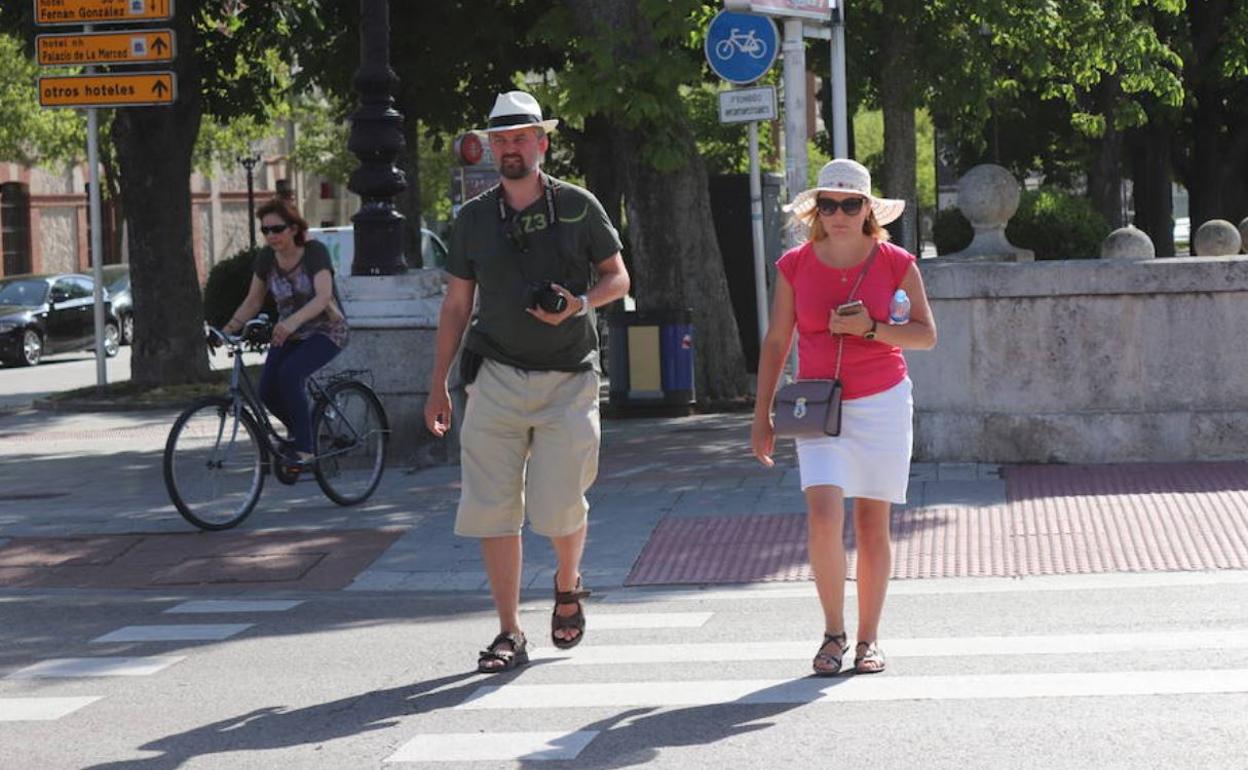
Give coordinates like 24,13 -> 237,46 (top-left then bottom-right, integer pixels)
888,289 -> 911,325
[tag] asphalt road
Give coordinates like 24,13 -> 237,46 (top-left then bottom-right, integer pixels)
0,347 -> 252,411
3,574 -> 1248,768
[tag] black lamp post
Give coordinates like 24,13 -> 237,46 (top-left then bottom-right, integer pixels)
238,153 -> 261,250
346,0 -> 407,275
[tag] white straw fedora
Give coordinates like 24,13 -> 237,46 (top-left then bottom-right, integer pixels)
785,158 -> 905,226
476,91 -> 559,134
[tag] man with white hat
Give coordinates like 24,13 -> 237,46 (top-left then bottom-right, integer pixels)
425,91 -> 630,673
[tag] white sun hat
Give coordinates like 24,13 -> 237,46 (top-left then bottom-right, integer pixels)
785,158 -> 905,226
476,90 -> 559,134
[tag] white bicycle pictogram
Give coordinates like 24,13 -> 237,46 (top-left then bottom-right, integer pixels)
714,28 -> 768,60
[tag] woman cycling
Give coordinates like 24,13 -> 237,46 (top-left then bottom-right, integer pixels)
222,198 -> 349,471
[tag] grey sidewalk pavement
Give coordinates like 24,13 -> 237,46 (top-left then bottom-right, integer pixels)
1,403 -> 1245,594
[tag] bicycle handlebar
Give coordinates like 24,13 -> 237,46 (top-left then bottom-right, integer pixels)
206,314 -> 271,351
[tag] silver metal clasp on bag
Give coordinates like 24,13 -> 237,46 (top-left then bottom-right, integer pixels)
793,397 -> 808,419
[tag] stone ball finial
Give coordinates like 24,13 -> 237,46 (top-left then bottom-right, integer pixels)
1239,217 -> 1248,254
1101,225 -> 1155,259
941,164 -> 1033,262
956,164 -> 1021,227
1193,219 -> 1242,256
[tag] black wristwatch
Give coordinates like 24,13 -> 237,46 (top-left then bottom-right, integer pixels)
863,320 -> 878,340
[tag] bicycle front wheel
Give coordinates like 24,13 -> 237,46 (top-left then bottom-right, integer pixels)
313,381 -> 388,505
164,396 -> 266,531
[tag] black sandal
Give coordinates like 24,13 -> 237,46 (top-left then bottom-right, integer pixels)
812,632 -> 849,676
477,631 -> 529,674
552,575 -> 591,650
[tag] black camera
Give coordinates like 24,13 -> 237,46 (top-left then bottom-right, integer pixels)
528,281 -> 567,314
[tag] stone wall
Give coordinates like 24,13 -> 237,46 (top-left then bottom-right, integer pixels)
333,270 -> 458,468
906,256 -> 1248,463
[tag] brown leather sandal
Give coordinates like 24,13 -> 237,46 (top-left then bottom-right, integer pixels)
812,632 -> 849,676
477,631 -> 529,673
854,640 -> 886,674
552,575 -> 591,650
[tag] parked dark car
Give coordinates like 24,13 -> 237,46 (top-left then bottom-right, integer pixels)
101,264 -> 133,344
0,273 -> 121,367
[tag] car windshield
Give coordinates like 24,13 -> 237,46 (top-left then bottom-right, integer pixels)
0,279 -> 48,306
105,273 -> 129,293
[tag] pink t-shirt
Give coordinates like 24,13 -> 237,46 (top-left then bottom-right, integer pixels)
775,239 -> 916,400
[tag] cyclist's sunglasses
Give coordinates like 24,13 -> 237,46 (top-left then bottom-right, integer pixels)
815,197 -> 867,216
260,223 -> 290,235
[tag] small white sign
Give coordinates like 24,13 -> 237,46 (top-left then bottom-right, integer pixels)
724,0 -> 831,22
718,85 -> 777,124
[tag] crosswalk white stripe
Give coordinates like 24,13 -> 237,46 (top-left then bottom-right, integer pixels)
603,570 -> 1248,603
91,624 -> 253,643
580,612 -> 712,629
385,731 -> 599,762
458,669 -> 1248,709
0,697 -> 102,721
164,600 -> 303,613
6,656 -> 186,679
529,628 -> 1248,665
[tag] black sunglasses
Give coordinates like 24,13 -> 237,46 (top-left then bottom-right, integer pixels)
260,223 -> 290,235
815,197 -> 866,216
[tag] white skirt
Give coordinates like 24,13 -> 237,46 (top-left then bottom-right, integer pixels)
795,377 -> 913,503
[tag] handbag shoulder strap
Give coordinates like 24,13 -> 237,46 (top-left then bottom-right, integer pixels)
833,243 -> 879,379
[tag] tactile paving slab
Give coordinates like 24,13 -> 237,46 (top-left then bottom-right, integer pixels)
626,462 -> 1248,585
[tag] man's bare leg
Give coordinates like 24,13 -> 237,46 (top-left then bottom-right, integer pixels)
479,534 -> 523,671
551,521 -> 588,644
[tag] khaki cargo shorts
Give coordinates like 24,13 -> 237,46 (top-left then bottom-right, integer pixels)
455,359 -> 601,538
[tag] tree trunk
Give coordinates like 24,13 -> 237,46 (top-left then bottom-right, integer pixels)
111,5 -> 210,385
1185,0 -> 1232,227
878,4 -> 919,254
569,0 -> 750,400
571,114 -> 627,281
1129,113 -> 1175,257
1087,77 -> 1125,230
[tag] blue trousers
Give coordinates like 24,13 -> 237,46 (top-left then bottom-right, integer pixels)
258,334 -> 341,454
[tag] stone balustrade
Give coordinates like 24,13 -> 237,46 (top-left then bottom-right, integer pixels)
907,255 -> 1248,462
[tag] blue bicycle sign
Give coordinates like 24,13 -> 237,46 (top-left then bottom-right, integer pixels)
704,11 -> 779,85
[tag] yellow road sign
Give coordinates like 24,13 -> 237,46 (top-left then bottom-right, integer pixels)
35,0 -> 173,26
39,72 -> 176,108
37,30 -> 175,66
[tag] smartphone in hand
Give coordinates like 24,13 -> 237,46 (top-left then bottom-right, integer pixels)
835,300 -> 865,316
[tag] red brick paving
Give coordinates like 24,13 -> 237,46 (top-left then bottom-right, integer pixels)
626,462 -> 1248,585
0,528 -> 402,591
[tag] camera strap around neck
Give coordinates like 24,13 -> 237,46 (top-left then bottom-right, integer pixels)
833,245 -> 878,380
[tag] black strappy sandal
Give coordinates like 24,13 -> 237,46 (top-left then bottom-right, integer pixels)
552,576 -> 591,650
812,632 -> 849,676
477,631 -> 529,674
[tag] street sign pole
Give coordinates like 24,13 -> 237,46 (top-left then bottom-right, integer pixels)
85,22 -> 106,388
829,0 -> 848,157
706,11 -> 780,354
781,18 -> 806,234
747,120 -> 768,345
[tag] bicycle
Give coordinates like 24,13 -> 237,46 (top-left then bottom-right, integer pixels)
714,28 -> 768,60
163,316 -> 390,531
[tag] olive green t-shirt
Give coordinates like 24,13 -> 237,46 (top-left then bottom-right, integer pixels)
445,174 -> 622,371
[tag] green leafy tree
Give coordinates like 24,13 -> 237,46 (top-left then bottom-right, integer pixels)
543,0 -> 751,400
0,0 -> 350,386
0,33 -> 83,168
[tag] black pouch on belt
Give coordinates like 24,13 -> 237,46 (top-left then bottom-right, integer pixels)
459,348 -> 484,385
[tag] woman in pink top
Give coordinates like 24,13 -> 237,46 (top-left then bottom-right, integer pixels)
752,159 -> 937,676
